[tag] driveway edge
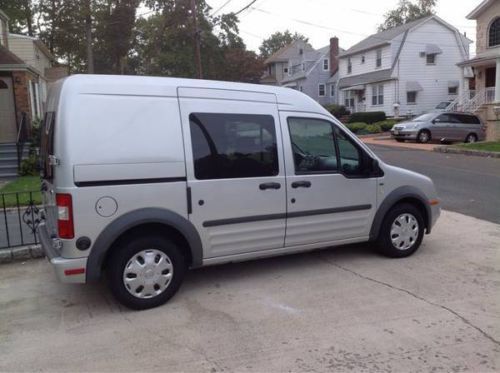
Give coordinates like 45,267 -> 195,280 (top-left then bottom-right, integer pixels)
0,244 -> 44,264
433,146 -> 500,158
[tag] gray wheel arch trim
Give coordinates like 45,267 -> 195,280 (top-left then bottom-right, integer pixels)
86,208 -> 203,282
370,185 -> 431,241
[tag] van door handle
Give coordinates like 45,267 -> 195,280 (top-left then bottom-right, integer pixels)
291,181 -> 311,188
259,182 -> 281,190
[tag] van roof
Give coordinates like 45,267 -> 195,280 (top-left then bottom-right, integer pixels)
54,74 -> 327,115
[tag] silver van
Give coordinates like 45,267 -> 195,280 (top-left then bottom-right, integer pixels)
391,112 -> 486,143
39,75 -> 440,309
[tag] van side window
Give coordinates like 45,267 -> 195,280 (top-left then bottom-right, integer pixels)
334,127 -> 363,176
189,113 -> 279,180
288,118 -> 338,173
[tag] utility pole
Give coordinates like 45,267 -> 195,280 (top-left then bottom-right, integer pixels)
190,0 -> 203,79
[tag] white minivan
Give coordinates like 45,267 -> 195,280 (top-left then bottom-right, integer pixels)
39,75 -> 440,309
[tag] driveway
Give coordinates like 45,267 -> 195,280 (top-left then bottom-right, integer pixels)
1,211 -> 499,372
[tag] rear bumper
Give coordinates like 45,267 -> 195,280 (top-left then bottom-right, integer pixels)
38,222 -> 87,284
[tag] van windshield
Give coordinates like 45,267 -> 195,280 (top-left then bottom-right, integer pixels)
40,112 -> 55,181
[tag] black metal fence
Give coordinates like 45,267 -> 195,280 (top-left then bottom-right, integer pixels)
1,191 -> 42,249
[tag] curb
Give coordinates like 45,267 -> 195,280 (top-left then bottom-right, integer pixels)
0,244 -> 45,264
433,146 -> 500,158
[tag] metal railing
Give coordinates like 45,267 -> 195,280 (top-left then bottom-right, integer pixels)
1,191 -> 42,249
16,112 -> 30,168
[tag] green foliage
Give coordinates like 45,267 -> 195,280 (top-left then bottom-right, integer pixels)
345,122 -> 367,134
324,104 -> 351,118
378,0 -> 437,31
19,155 -> 40,176
0,176 -> 41,207
374,119 -> 398,132
365,124 -> 382,134
259,30 -> 308,58
348,112 -> 386,124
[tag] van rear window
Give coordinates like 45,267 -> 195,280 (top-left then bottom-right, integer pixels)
40,112 -> 55,180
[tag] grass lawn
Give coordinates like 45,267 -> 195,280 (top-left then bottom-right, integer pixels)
455,141 -> 500,153
0,176 -> 42,207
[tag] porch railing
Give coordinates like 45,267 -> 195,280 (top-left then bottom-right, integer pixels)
1,190 -> 42,249
16,112 -> 30,168
485,87 -> 496,104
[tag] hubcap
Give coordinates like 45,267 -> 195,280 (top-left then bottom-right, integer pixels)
123,249 -> 173,299
390,213 -> 419,251
419,132 -> 429,142
467,135 -> 476,143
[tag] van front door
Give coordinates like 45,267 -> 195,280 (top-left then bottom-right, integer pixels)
179,88 -> 287,259
281,113 -> 378,247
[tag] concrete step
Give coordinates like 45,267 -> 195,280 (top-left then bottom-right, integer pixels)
0,173 -> 18,182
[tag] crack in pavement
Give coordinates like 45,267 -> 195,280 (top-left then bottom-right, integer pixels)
318,255 -> 500,347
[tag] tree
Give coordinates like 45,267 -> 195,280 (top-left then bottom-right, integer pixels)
378,0 -> 437,31
259,30 -> 308,58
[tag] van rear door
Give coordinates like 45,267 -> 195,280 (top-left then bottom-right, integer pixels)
40,111 -> 58,238
178,88 -> 287,259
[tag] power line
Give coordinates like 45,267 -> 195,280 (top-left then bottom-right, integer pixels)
211,0 -> 234,16
234,0 -> 259,16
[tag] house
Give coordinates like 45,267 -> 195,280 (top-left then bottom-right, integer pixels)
0,9 -> 67,145
337,16 -> 471,117
457,0 -> 500,140
260,37 -> 342,106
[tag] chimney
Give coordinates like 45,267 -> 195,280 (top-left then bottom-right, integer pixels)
329,37 -> 339,75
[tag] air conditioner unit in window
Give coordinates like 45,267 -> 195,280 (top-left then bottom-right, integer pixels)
419,52 -> 426,57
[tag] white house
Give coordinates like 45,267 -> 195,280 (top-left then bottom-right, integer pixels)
261,37 -> 343,106
337,16 -> 472,117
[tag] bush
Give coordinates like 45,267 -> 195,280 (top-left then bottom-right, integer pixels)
19,155 -> 40,176
324,104 -> 351,118
345,122 -> 367,134
375,119 -> 398,132
365,124 -> 382,134
348,111 -> 386,124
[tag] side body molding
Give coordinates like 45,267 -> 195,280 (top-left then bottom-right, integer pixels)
369,185 -> 431,241
86,208 -> 203,281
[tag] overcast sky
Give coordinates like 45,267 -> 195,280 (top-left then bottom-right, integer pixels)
204,0 -> 479,56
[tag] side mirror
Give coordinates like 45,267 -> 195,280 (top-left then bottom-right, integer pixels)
432,119 -> 439,124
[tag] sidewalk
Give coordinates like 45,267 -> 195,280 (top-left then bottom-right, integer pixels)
360,134 -> 437,151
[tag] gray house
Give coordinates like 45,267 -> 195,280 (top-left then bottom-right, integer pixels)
261,37 -> 342,106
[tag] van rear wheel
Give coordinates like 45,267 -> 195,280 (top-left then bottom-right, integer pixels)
416,130 -> 431,144
376,203 -> 424,258
107,235 -> 186,310
464,133 -> 477,143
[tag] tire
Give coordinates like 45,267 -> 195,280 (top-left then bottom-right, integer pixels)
416,130 -> 431,144
376,203 -> 425,258
107,235 -> 186,310
464,133 -> 477,143
395,139 -> 405,143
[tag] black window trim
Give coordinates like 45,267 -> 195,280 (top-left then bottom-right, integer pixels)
286,116 -> 377,179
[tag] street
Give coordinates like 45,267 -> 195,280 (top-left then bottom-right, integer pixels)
368,145 -> 500,224
1,210 -> 499,372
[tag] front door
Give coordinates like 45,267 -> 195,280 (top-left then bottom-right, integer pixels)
281,112 -> 377,247
179,88 -> 287,259
0,76 -> 17,143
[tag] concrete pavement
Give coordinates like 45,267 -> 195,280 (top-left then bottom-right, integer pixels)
1,210 -> 499,372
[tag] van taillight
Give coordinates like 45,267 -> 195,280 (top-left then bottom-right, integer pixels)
56,193 -> 74,239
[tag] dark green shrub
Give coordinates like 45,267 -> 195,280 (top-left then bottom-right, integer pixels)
365,124 -> 382,134
348,111 -> 386,124
345,122 -> 367,134
19,155 -> 40,176
375,119 -> 398,132
324,104 -> 351,118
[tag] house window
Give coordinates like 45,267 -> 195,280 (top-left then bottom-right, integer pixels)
376,49 -> 382,67
283,67 -> 288,74
189,113 -> 278,180
407,91 -> 417,105
426,54 -> 436,64
371,84 -> 384,106
299,86 -> 303,92
361,55 -> 365,64
330,83 -> 336,97
268,65 -> 272,75
448,86 -> 458,95
347,57 -> 352,74
489,18 -> 500,47
344,91 -> 354,108
323,58 -> 329,71
302,63 -> 305,71
318,84 -> 326,97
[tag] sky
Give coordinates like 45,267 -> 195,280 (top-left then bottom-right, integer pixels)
204,0 -> 479,56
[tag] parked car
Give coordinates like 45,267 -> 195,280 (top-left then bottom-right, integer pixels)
434,101 -> 453,111
38,75 -> 440,310
391,112 -> 486,144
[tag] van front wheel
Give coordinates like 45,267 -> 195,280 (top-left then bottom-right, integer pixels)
107,235 -> 186,310
376,203 -> 424,258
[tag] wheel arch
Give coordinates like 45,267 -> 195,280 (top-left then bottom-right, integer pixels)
370,186 -> 431,241
86,208 -> 203,282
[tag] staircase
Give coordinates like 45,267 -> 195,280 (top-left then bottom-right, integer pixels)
0,143 -> 28,181
446,87 -> 496,113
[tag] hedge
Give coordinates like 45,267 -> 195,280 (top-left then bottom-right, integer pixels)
324,104 -> 351,118
374,119 -> 398,132
348,111 -> 386,124
345,122 -> 367,134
